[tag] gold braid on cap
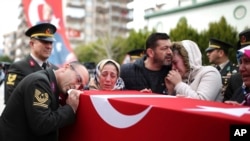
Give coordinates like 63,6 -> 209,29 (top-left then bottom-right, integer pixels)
130,55 -> 141,60
209,44 -> 221,49
241,41 -> 250,45
31,33 -> 53,37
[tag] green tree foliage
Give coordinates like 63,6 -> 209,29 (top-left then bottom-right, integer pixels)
75,30 -> 125,64
169,16 -> 238,65
74,28 -> 155,64
74,16 -> 239,66
169,17 -> 204,63
0,55 -> 12,63
123,28 -> 154,51
75,37 -> 123,64
200,16 -> 238,64
118,28 -> 154,62
111,36 -> 129,63
169,17 -> 199,42
74,42 -> 102,63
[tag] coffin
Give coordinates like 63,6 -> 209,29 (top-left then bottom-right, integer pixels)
59,90 -> 250,141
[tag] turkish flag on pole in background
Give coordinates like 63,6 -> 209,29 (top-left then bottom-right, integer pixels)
22,0 -> 78,67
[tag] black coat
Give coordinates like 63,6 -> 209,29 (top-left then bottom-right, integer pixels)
0,69 -> 74,141
120,56 -> 171,94
4,55 -> 57,104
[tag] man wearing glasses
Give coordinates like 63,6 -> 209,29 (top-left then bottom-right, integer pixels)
4,23 -> 58,104
0,61 -> 90,141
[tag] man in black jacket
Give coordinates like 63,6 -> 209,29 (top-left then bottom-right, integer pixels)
0,61 -> 89,141
120,33 -> 172,94
4,23 -> 58,104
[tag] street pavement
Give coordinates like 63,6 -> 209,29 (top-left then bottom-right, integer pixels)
0,83 -> 5,115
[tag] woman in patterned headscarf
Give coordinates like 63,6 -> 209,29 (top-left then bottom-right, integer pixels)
225,45 -> 250,106
88,59 -> 125,90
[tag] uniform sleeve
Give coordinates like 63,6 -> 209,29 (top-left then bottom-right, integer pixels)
4,64 -> 26,104
223,73 -> 243,102
223,76 -> 234,102
24,79 -> 75,136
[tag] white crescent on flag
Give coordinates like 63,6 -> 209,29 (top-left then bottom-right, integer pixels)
28,0 -> 46,25
90,95 -> 172,128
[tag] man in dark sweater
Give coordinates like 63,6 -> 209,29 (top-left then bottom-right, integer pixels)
120,33 -> 172,94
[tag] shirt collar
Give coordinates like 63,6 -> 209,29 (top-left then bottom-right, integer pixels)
218,60 -> 229,70
30,53 -> 47,67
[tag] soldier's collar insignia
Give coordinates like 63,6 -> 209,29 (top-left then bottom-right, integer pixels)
29,60 -> 35,67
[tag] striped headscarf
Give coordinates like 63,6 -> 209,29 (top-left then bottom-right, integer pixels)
237,45 -> 250,62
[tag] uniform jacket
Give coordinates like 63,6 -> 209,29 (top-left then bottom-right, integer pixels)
120,56 -> 171,94
0,68 -> 75,141
4,55 -> 57,104
175,40 -> 223,101
219,61 -> 238,89
223,73 -> 243,102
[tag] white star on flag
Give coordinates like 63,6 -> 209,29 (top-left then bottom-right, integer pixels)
185,106 -> 250,117
50,15 -> 60,29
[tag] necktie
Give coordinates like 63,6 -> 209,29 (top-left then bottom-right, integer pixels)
216,65 -> 221,71
42,62 -> 47,70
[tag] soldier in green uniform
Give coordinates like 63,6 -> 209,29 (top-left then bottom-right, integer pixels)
4,23 -> 58,104
205,38 -> 239,96
0,61 -> 90,141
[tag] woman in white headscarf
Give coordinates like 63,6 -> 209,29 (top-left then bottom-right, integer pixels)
88,59 -> 125,90
165,40 -> 222,101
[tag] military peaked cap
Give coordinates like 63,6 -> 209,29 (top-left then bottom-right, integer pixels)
238,29 -> 250,49
205,38 -> 233,52
25,23 -> 57,42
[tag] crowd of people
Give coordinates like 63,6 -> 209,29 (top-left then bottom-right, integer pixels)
0,22 -> 250,141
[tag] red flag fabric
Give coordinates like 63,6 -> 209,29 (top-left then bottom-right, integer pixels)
22,0 -> 78,66
59,90 -> 250,141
